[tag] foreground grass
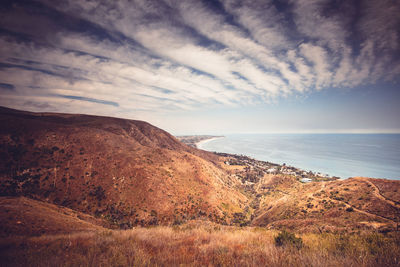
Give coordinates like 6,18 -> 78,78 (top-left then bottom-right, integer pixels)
1,223 -> 400,266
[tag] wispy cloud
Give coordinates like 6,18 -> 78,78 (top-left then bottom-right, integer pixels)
56,94 -> 119,107
0,83 -> 15,91
0,0 -> 399,124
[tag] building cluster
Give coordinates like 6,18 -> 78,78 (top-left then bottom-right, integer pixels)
218,152 -> 339,182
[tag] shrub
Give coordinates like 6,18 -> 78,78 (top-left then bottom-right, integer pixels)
150,210 -> 158,217
275,230 -> 303,249
346,207 -> 354,212
91,186 -> 106,201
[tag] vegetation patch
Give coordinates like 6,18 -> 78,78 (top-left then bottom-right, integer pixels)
274,230 -> 303,249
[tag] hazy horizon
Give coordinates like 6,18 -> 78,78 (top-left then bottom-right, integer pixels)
174,130 -> 400,136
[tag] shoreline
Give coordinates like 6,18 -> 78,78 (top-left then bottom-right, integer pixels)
176,135 -> 224,149
195,136 -> 224,149
183,134 -> 397,181
196,135 -> 400,181
193,136 -> 337,180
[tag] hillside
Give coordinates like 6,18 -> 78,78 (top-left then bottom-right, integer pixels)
0,106 -> 400,235
1,106 -> 400,266
217,154 -> 400,232
0,107 -> 246,228
0,196 -> 107,237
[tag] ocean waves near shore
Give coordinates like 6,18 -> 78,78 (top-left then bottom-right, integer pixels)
198,134 -> 400,180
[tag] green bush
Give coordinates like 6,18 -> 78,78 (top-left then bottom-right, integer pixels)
274,230 -> 303,249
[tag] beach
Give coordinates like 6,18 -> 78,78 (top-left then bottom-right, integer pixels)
196,136 -> 224,149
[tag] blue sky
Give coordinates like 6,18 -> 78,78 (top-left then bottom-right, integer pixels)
0,0 -> 399,134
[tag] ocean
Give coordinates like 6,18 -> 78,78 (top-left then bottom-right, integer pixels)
198,134 -> 400,180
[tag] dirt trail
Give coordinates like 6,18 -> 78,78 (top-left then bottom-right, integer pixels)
357,178 -> 400,209
342,201 -> 394,223
310,182 -> 397,224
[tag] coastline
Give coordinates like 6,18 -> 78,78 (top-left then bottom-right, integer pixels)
196,136 -> 224,149
193,135 -> 338,181
197,133 -> 400,180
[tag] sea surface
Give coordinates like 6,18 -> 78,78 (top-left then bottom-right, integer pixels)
198,134 -> 400,180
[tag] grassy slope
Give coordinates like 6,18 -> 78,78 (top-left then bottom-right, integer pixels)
216,155 -> 400,232
1,223 -> 400,267
251,176 -> 400,232
0,196 -> 106,237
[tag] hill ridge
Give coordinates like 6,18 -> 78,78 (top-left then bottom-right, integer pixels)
0,106 -> 245,229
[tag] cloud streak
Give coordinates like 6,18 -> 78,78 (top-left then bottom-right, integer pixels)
56,94 -> 119,107
0,0 -> 399,122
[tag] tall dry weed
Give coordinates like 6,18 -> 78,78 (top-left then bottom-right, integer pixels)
1,225 -> 399,266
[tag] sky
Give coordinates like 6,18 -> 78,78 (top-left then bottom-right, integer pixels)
0,0 -> 399,135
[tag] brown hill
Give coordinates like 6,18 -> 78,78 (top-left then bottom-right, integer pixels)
1,106 -> 399,235
0,107 -> 246,228
0,196 -> 106,237
251,176 -> 400,232
215,154 -> 400,232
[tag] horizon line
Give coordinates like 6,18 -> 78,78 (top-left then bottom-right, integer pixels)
173,131 -> 400,135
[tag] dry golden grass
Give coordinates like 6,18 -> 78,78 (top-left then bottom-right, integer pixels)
1,222 -> 399,267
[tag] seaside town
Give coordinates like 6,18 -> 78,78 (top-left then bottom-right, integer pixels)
177,135 -> 340,183
217,152 -> 340,183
